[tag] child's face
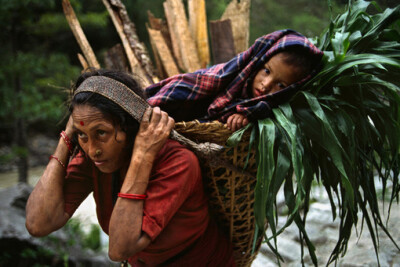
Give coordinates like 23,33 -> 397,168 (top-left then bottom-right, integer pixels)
251,53 -> 304,98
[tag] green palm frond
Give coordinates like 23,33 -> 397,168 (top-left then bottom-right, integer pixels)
229,1 -> 400,265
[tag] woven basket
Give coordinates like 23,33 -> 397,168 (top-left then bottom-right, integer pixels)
175,120 -> 262,267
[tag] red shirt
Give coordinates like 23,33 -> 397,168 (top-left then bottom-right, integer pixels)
64,140 -> 235,266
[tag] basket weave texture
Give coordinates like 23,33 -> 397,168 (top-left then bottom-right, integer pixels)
175,120 -> 262,267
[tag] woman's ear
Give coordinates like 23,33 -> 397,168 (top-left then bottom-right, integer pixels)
115,127 -> 128,143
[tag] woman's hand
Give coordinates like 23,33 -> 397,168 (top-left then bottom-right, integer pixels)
133,107 -> 175,163
226,113 -> 249,132
64,115 -> 75,138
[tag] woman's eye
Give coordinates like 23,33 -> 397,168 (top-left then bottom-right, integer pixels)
77,132 -> 87,139
264,68 -> 270,74
97,130 -> 106,137
278,83 -> 286,89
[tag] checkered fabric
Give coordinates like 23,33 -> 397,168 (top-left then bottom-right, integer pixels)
146,29 -> 323,122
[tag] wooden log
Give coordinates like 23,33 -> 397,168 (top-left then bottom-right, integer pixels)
165,0 -> 201,73
221,0 -> 251,54
62,0 -> 100,69
188,0 -> 210,68
163,1 -> 184,71
147,10 -> 176,78
146,23 -> 167,79
148,11 -> 163,30
102,0 -> 152,88
209,19 -> 236,64
104,44 -> 129,72
107,0 -> 156,84
77,53 -> 89,71
147,27 -> 180,78
147,10 -> 174,59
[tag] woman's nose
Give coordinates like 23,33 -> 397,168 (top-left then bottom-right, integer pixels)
88,140 -> 98,157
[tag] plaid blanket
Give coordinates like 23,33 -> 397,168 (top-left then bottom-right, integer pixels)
146,29 -> 323,122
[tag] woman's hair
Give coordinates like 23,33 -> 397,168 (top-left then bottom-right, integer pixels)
70,69 -> 145,149
279,46 -> 322,78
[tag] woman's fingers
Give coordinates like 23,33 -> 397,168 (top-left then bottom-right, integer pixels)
150,106 -> 162,124
149,107 -> 173,135
135,107 -> 175,158
141,107 -> 152,124
65,115 -> 75,137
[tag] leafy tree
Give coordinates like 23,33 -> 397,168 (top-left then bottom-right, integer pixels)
0,0 -> 112,182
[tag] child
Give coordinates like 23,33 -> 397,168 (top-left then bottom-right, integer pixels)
226,46 -> 321,131
146,29 -> 323,131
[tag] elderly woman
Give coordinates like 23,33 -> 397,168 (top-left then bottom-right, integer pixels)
25,69 -> 235,266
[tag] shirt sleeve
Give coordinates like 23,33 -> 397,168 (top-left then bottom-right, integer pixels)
63,153 -> 94,216
141,142 -> 202,241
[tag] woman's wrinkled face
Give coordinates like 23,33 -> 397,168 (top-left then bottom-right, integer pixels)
251,53 -> 304,98
72,104 -> 130,174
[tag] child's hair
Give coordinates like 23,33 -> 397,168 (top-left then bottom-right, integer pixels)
278,47 -> 322,78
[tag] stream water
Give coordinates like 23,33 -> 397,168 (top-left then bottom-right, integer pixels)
0,166 -> 43,188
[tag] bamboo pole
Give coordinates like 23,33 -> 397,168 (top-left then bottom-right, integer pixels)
62,0 -> 100,69
102,0 -> 151,88
188,0 -> 210,68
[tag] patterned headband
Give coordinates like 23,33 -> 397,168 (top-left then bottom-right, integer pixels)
74,76 -> 149,122
73,75 -> 236,172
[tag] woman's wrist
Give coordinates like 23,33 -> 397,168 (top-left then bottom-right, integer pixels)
51,137 -> 72,168
60,131 -> 73,154
130,150 -> 157,169
120,155 -> 151,193
64,129 -> 74,138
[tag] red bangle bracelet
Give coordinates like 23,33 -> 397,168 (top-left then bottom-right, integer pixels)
60,131 -> 73,153
118,193 -> 147,200
49,155 -> 66,169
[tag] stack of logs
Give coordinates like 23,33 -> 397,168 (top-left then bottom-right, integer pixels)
62,0 -> 250,87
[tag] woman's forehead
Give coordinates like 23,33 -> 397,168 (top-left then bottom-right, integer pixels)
72,105 -> 110,125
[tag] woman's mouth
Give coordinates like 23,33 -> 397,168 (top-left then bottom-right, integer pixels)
94,160 -> 107,166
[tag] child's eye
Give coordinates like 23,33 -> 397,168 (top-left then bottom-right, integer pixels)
264,68 -> 270,74
278,83 -> 286,89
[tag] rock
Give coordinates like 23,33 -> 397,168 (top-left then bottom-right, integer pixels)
0,184 -> 117,266
28,134 -> 58,167
252,187 -> 400,266
0,135 -> 58,172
